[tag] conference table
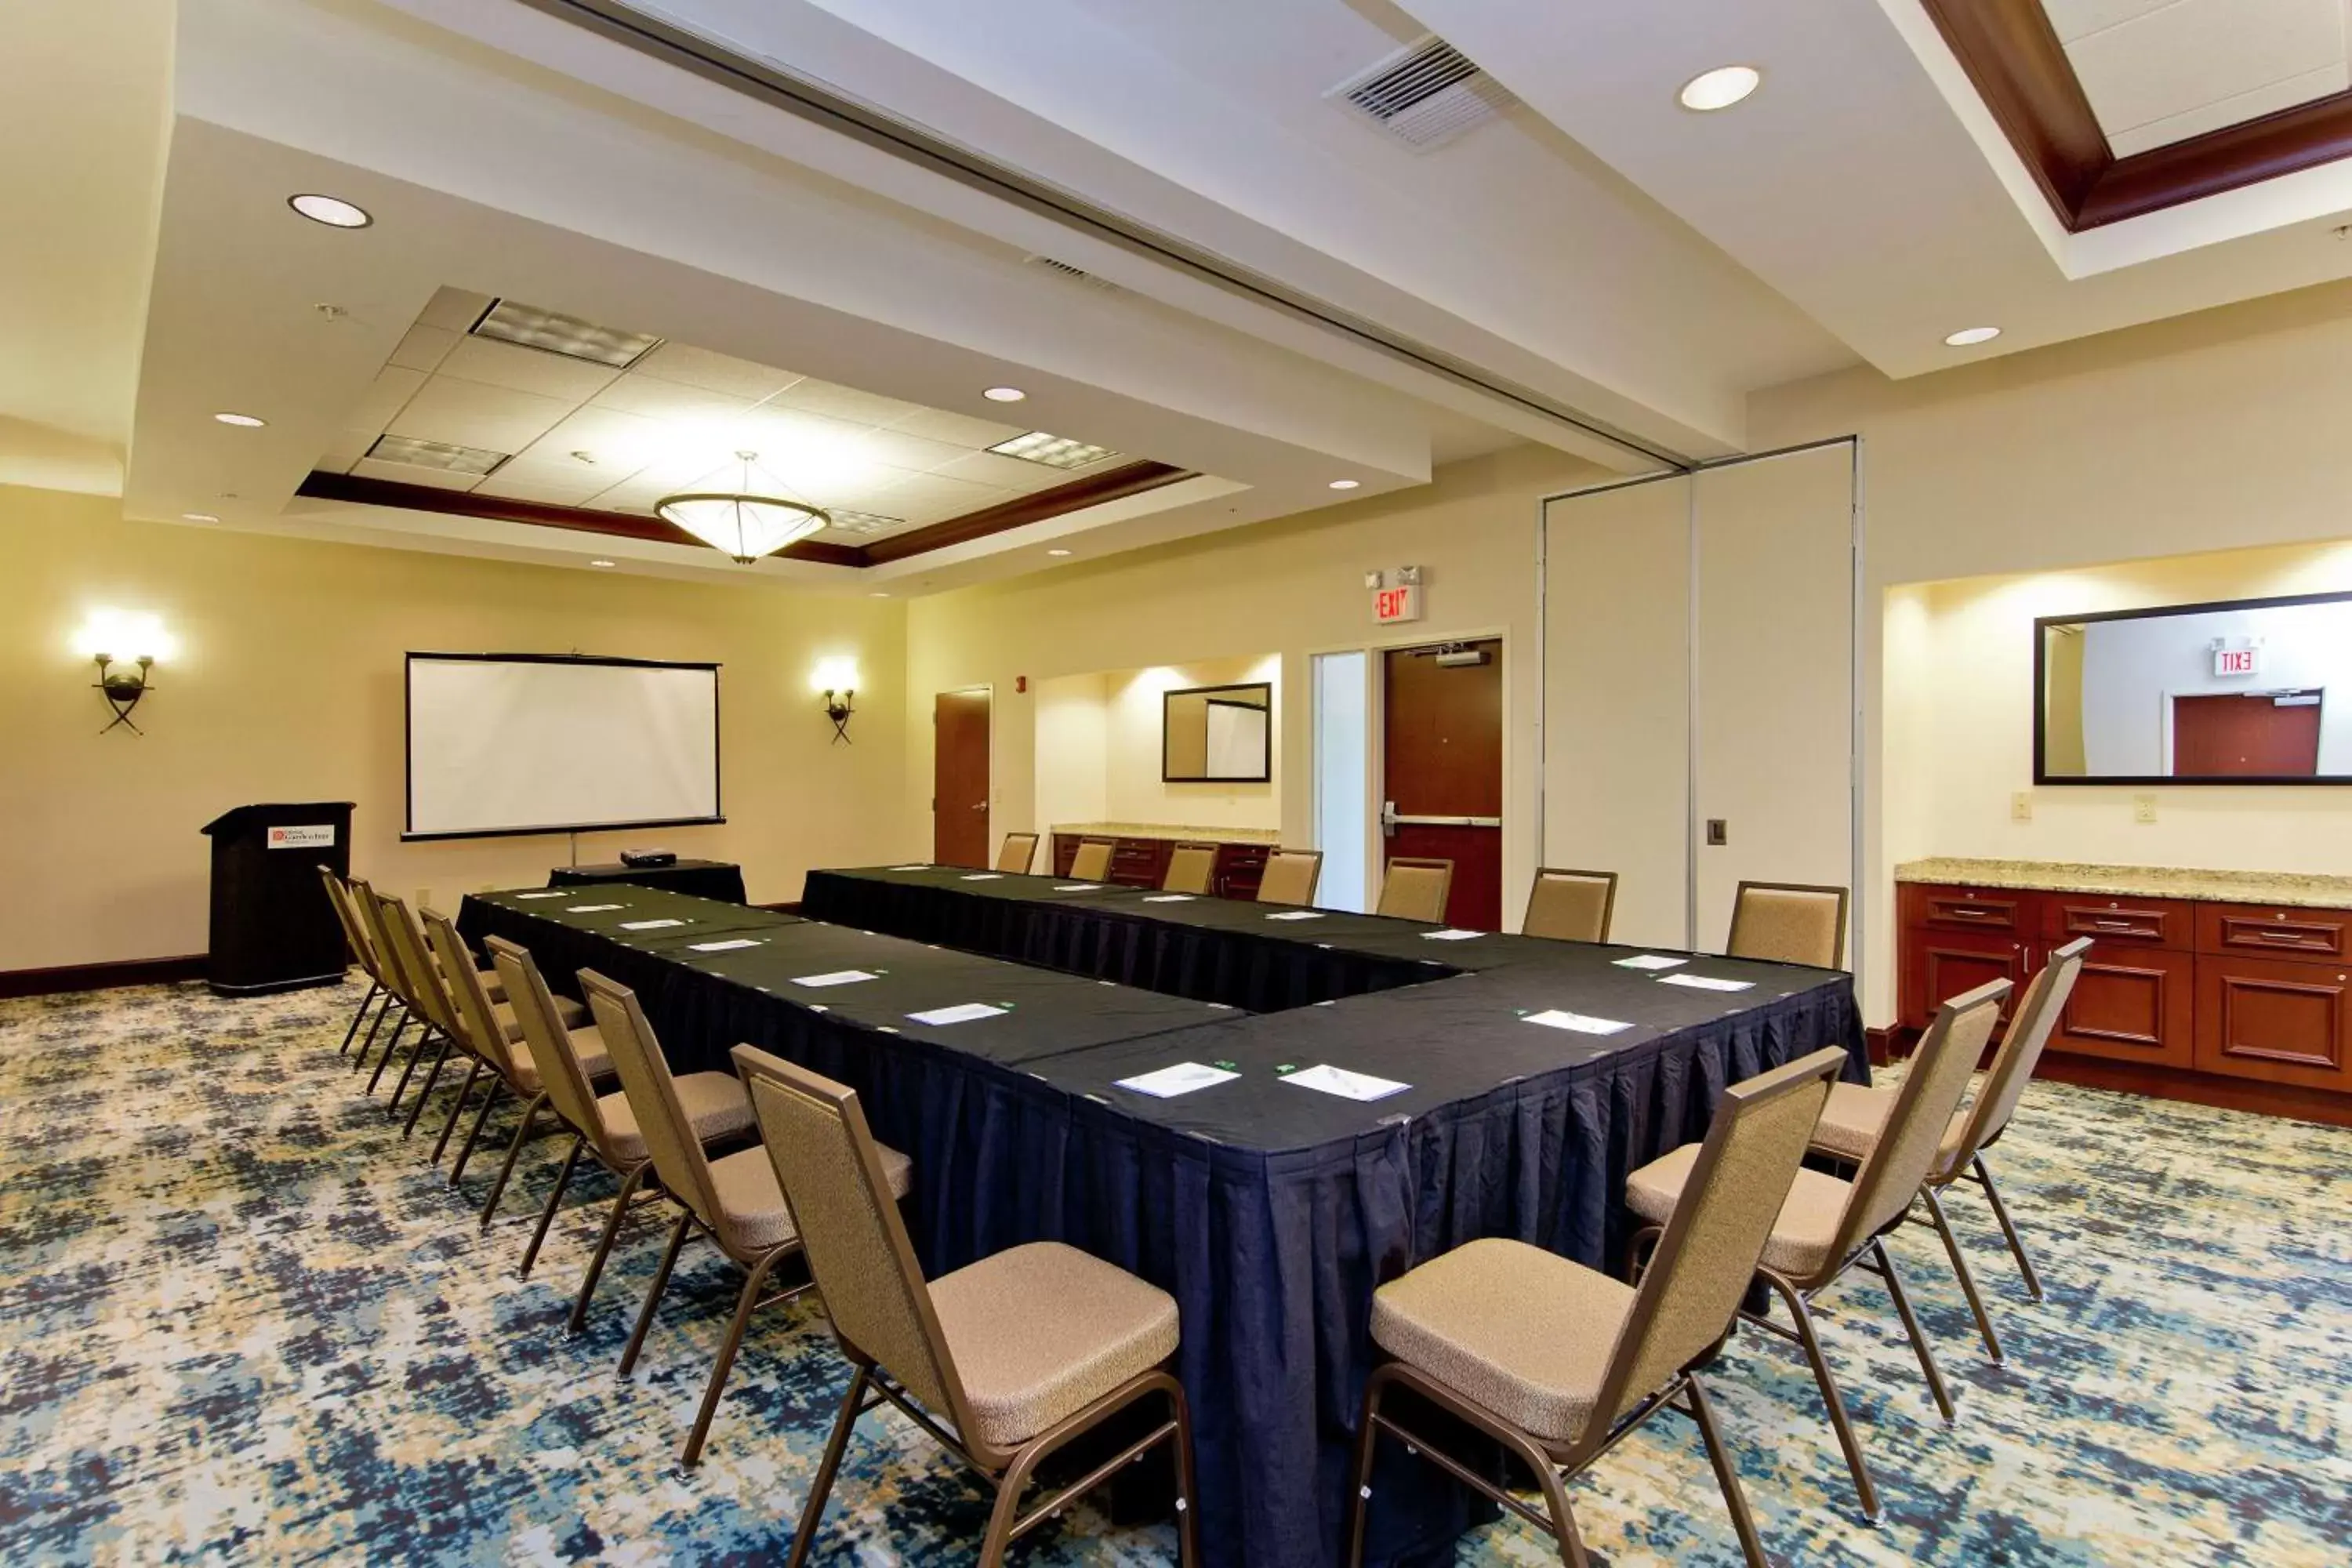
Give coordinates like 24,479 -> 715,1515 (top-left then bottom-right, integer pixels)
461,866 -> 1865,1568
546,857 -> 749,904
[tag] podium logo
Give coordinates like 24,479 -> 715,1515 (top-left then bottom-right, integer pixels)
267,825 -> 338,850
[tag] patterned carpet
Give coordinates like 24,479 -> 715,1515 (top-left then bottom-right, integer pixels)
1,978 -> 2346,1566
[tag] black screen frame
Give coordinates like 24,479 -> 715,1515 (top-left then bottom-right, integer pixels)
402,651 -> 725,841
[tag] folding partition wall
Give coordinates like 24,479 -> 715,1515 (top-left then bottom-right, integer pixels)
1538,437 -> 1861,970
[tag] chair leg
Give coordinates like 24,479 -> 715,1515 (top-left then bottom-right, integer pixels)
570,1163 -> 651,1335
1167,1377 -> 1201,1568
477,1094 -> 547,1231
1345,1370 -> 1386,1568
364,1014 -> 412,1094
619,1209 -> 693,1377
354,1003 -> 403,1075
1921,1186 -> 2004,1363
978,1436 -> 1053,1568
384,1023 -> 436,1112
1874,1237 -> 1955,1424
448,1078 -> 504,1188
1971,1154 -> 2044,1301
1684,1373 -> 1769,1568
1762,1269 -> 1879,1525
339,982 -> 382,1054
1504,1421 -> 1586,1567
786,1363 -> 872,1568
399,1035 -> 455,1138
430,1058 -> 485,1165
520,1133 -> 585,1279
681,1248 -> 784,1467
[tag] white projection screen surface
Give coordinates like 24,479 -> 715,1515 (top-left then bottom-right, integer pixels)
405,655 -> 721,839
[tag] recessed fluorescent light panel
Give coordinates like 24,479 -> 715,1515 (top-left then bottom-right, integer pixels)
825,510 -> 906,535
987,430 -> 1119,470
470,299 -> 661,368
365,434 -> 511,476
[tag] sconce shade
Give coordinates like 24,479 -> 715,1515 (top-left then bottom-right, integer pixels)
655,493 -> 827,563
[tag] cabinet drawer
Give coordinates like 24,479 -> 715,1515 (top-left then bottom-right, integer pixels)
1911,884 -> 2034,935
2047,895 -> 2191,949
2198,902 -> 2352,960
2194,955 -> 2352,1092
2049,946 -> 2194,1069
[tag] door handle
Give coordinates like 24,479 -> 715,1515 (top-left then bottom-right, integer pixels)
1388,815 -> 1502,827
971,803 -> 988,812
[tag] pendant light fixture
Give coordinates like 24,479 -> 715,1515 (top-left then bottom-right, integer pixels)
655,449 -> 830,564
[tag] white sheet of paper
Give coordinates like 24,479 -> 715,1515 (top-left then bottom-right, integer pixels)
1282,1063 -> 1410,1102
792,969 -> 878,988
907,1002 -> 1007,1026
1265,910 -> 1325,921
959,873 -> 1005,881
514,891 -> 568,900
1054,884 -> 1103,891
1421,928 -> 1482,941
1143,894 -> 1195,903
1615,954 -> 1688,971
564,903 -> 624,913
619,918 -> 685,931
689,938 -> 763,953
890,864 -> 930,871
1115,1062 -> 1240,1098
1525,1009 -> 1634,1036
1660,973 -> 1755,993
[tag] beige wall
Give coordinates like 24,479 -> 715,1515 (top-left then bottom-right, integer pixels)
1033,655 -> 1283,834
0,486 -> 913,971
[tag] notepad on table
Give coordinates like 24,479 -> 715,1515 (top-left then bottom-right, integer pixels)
960,873 -> 1005,881
1143,894 -> 1195,903
1525,1009 -> 1633,1035
690,938 -> 763,953
907,1003 -> 1007,1026
1265,910 -> 1325,921
1614,954 -> 1687,971
1054,884 -> 1103,891
889,864 -> 930,871
564,904 -> 624,913
1421,928 -> 1482,941
1115,1062 -> 1240,1098
514,891 -> 568,900
1282,1064 -> 1410,1102
792,970 -> 877,988
619,918 -> 685,931
1660,973 -> 1755,993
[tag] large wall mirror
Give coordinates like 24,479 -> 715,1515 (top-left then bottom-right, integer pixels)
2037,590 -> 2352,783
1163,682 -> 1272,782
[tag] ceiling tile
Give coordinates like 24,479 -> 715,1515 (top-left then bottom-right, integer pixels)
589,373 -> 757,425
472,459 -> 615,506
416,285 -> 494,332
887,407 -> 1032,448
315,428 -> 375,474
520,405 -> 678,470
931,449 -> 1076,490
386,325 -> 460,374
872,470 -> 1007,514
2038,0 -> 2178,45
771,376 -> 924,426
351,456 -> 481,492
347,365 -> 425,432
633,342 -> 804,400
2107,60 -> 2348,153
863,427 -> 978,471
385,376 -> 572,454
2065,0 -> 2342,134
437,336 -> 622,401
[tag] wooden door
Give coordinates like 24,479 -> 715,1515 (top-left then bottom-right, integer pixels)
2172,693 -> 2321,776
933,689 -> 991,868
1381,640 -> 1502,929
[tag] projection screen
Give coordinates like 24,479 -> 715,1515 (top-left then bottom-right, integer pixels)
405,653 -> 721,840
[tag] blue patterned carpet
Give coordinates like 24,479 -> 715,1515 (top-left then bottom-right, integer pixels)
2,978 -> 2347,1565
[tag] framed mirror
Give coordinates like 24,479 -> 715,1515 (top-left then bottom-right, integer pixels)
2036,590 -> 2352,783
1163,682 -> 1272,782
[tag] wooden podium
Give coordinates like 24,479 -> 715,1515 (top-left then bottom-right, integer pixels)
199,803 -> 355,996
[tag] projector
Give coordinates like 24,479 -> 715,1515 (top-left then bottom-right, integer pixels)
619,849 -> 678,868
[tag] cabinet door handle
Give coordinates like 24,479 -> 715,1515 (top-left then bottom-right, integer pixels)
2092,920 -> 2137,931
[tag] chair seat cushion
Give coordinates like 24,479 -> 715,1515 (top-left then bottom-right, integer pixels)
1368,1237 -> 1632,1444
1808,1082 -> 1969,1173
597,1072 -> 754,1163
1626,1143 -> 1849,1280
512,1025 -> 612,1094
707,1138 -> 911,1254
931,1241 -> 1179,1451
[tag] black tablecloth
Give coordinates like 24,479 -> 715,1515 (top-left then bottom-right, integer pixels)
548,858 -> 748,903
460,872 -> 1866,1568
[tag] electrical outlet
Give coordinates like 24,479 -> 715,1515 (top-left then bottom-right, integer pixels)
2133,794 -> 2158,825
2011,791 -> 2033,822
1705,818 -> 1728,846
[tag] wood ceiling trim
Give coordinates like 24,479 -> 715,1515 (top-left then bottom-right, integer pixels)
1918,0 -> 2352,231
293,458 -> 1195,568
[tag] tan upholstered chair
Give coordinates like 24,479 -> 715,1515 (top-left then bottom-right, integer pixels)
362,890 -> 463,1116
318,867 -> 394,1058
349,881 -> 426,1086
1255,848 -> 1323,907
1067,837 -> 1116,882
583,971 -> 916,1467
1810,937 -> 2089,1345
1624,978 -> 2009,1524
1162,842 -> 1218,895
1376,857 -> 1454,924
730,1046 -> 1198,1568
1348,1047 -> 1847,1568
485,937 -> 755,1308
1726,881 -> 1849,968
1521,867 -> 1617,944
996,832 -> 1040,873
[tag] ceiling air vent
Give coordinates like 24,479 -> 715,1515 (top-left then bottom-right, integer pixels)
1023,255 -> 1118,291
1327,34 -> 1512,151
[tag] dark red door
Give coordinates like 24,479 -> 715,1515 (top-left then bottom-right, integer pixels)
2172,693 -> 2321,776
1382,640 -> 1502,929
933,689 -> 991,867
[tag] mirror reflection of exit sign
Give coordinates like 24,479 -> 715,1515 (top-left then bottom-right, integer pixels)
1374,584 -> 1421,623
2214,648 -> 2259,677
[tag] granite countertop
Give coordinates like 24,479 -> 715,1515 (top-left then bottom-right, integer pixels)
1895,857 -> 2352,909
1052,821 -> 1283,845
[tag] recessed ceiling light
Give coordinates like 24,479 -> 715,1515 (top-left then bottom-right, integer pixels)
1944,325 -> 2002,347
1679,65 -> 1761,112
869,590 -> 891,597
1047,548 -> 1073,557
589,558 -> 616,568
983,386 -> 1027,403
365,434 -> 510,476
212,412 -> 266,427
181,512 -> 220,523
288,193 -> 372,229
1328,479 -> 1361,491
988,430 -> 1118,470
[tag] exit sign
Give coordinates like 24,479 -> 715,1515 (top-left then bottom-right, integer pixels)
2214,647 -> 2260,677
1374,583 -> 1422,623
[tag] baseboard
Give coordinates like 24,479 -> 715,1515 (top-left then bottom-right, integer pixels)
0,953 -> 208,999
1865,1025 -> 1917,1066
2036,1054 -> 2352,1129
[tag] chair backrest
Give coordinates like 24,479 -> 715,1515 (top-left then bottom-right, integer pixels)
1256,848 -> 1323,906
485,935 -> 610,1151
581,970 -> 731,1245
1068,837 -> 1116,882
1726,882 -> 1849,969
1377,857 -> 1454,923
996,833 -> 1040,873
370,889 -> 455,1035
423,909 -> 522,1081
731,1046 -> 982,1451
1163,842 -> 1218,895
318,867 -> 379,982
1588,1046 -> 1846,1447
1522,867 -> 1617,944
1949,936 -> 2088,1169
1828,978 -> 2009,1265
350,881 -> 416,1007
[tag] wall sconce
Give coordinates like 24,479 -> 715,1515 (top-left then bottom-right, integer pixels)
73,609 -> 176,735
812,655 -> 859,744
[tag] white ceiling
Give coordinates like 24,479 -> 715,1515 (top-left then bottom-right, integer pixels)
2044,0 -> 2350,158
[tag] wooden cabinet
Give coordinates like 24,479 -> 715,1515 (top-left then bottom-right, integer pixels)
1050,833 -> 1272,897
2051,946 -> 2196,1069
2193,903 -> 2352,1092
